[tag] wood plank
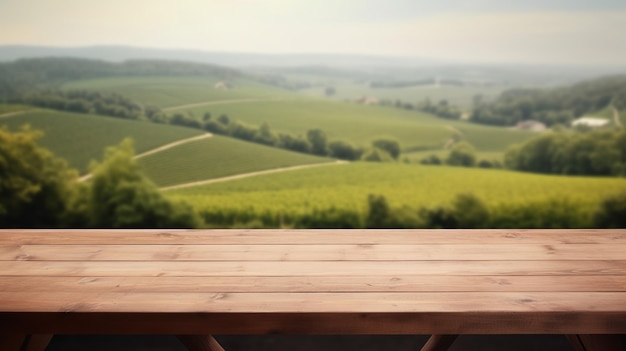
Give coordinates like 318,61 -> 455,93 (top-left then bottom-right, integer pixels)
4,311 -> 626,335
177,335 -> 225,351
2,275 -> 625,293
2,244 -> 624,261
420,335 -> 458,351
1,260 -> 624,277
1,292 -> 625,313
1,229 -> 625,245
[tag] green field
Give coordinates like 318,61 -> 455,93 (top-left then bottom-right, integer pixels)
61,76 -> 293,108
168,162 -> 626,216
138,135 -> 333,187
181,99 -> 534,152
297,82 -> 505,109
1,110 -> 203,173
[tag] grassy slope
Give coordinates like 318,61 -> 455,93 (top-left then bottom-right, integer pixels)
61,76 -> 292,108
1,110 -> 203,173
296,81 -> 505,109
183,99 -> 534,152
168,162 -> 626,215
138,135 -> 333,187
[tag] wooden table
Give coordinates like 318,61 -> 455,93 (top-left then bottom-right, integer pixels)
0,229 -> 625,351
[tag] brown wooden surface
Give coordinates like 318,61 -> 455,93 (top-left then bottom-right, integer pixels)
22,334 -> 54,351
0,229 -> 625,336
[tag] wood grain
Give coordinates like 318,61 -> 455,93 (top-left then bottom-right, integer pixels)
1,229 -> 624,245
2,275 -> 625,293
2,243 -> 623,261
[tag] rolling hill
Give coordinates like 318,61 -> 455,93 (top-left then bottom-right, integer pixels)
0,109 -> 203,173
137,135 -> 334,187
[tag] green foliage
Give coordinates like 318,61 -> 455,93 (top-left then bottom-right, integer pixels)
88,139 -> 200,228
328,140 -> 362,160
470,75 -> 626,126
361,147 -> 394,162
170,112 -> 202,129
306,128 -> 328,156
419,193 -> 489,228
446,142 -> 476,167
420,154 -> 442,165
365,194 -> 391,228
0,126 -> 78,227
138,135 -> 331,187
505,129 -> 626,176
1,110 -> 202,173
372,138 -> 400,159
593,192 -> 626,228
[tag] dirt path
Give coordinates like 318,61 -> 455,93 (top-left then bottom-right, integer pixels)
612,105 -> 622,128
163,98 -> 284,111
135,133 -> 212,159
0,110 -> 27,119
161,160 -> 349,191
79,133 -> 213,182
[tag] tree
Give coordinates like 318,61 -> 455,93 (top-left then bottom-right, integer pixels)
594,192 -> 626,228
361,147 -> 394,162
0,126 -> 78,227
87,139 -> 201,228
446,142 -> 476,167
328,140 -> 361,160
372,138 -> 400,159
307,129 -> 328,156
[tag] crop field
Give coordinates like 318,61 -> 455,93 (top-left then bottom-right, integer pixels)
182,99 -> 534,152
297,82 -> 505,109
138,135 -> 333,187
167,162 -> 626,216
1,110 -> 203,173
61,76 -> 292,108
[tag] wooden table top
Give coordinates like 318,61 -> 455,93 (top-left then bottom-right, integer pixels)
1,229 -> 625,335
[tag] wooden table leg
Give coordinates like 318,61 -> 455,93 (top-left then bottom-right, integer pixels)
0,333 -> 27,351
420,334 -> 459,351
22,334 -> 54,351
566,334 -> 624,351
177,335 -> 226,351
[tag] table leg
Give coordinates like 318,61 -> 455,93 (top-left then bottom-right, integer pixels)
22,334 -> 54,351
0,333 -> 27,351
566,334 -> 624,351
420,334 -> 459,351
177,335 -> 226,351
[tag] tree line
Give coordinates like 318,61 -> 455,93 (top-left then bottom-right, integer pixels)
378,98 -> 462,120
504,128 -> 626,176
0,57 -> 242,101
470,75 -> 626,126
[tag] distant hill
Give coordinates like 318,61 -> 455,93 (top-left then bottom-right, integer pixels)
470,75 -> 626,126
0,45 -> 440,68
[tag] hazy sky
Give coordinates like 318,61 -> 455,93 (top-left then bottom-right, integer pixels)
1,0 -> 625,65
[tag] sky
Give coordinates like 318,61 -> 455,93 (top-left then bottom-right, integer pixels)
1,0 -> 625,65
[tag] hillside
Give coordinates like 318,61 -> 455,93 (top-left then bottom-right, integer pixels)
0,57 -> 242,100
179,99 -> 534,152
0,109 -> 203,173
168,162 -> 626,217
471,75 -> 626,126
137,135 -> 333,187
61,76 -> 292,109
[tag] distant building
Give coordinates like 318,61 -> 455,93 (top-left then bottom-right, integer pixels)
355,96 -> 379,105
572,117 -> 609,128
516,120 -> 547,132
214,81 -> 233,90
